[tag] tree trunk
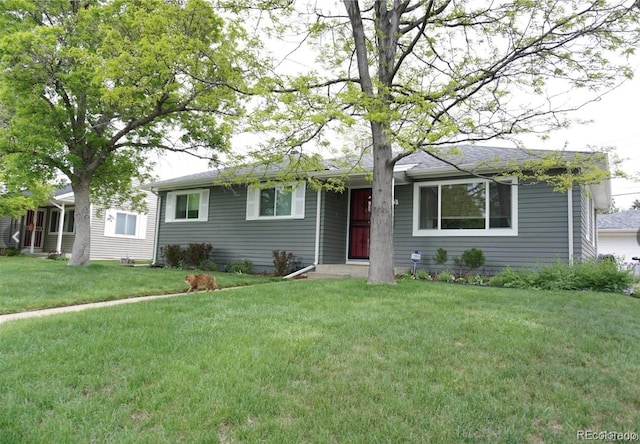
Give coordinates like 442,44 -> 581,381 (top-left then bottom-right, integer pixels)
68,180 -> 92,266
367,122 -> 396,284
344,1 -> 397,284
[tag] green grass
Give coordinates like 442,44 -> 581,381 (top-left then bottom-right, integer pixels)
1,278 -> 639,443
0,256 -> 278,314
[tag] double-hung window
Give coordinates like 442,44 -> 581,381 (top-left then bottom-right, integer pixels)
246,182 -> 306,220
413,177 -> 517,236
165,189 -> 209,222
49,209 -> 75,234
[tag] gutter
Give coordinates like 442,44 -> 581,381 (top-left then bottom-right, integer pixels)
150,190 -> 161,265
568,187 -> 574,265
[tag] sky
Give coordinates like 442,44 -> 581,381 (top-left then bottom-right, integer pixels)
153,5 -> 640,211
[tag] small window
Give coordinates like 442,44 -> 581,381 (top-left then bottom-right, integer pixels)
259,186 -> 293,217
246,182 -> 306,220
49,209 -> 75,234
115,212 -> 137,236
104,210 -> 147,239
165,189 -> 209,223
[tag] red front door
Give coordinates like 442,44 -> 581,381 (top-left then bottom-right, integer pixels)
23,209 -> 45,248
348,189 -> 371,260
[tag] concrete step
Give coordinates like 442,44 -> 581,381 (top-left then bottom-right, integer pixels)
301,264 -> 411,280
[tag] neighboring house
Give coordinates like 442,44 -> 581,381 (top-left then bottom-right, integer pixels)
597,209 -> 640,275
142,145 -> 610,275
0,185 -> 158,260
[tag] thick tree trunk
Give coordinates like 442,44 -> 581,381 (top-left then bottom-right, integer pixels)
367,123 -> 396,285
344,0 -> 397,284
68,180 -> 92,266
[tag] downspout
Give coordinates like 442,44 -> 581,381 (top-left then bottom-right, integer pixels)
150,190 -> 161,265
567,187 -> 574,265
284,187 -> 321,279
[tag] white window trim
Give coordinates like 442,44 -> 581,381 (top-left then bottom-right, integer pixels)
104,209 -> 147,239
246,181 -> 306,220
413,177 -> 518,237
48,208 -> 75,235
165,189 -> 209,223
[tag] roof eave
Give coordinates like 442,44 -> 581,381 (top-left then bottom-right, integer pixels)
590,179 -> 612,210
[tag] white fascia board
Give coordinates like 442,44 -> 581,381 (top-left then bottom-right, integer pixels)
598,229 -> 638,234
590,180 -> 612,210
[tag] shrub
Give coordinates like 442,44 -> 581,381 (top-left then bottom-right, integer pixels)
47,251 -> 63,260
461,248 -> 486,270
413,269 -> 432,281
490,260 -> 634,293
272,250 -> 294,277
437,270 -> 454,282
184,243 -> 213,268
162,244 -> 184,268
227,259 -> 252,274
6,248 -> 21,257
490,267 -> 537,289
432,248 -> 448,266
464,274 -> 487,285
452,257 -> 463,276
572,259 -> 633,293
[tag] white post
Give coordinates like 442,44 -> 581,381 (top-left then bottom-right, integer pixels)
29,208 -> 38,254
56,203 -> 65,254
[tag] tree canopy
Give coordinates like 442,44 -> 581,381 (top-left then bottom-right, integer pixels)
233,0 -> 640,284
0,0 -> 250,264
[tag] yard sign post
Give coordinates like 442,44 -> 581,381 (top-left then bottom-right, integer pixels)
411,251 -> 421,275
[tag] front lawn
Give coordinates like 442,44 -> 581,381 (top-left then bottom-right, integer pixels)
1,279 -> 639,442
0,256 -> 279,314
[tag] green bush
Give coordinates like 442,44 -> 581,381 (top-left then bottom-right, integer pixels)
6,248 -> 21,257
437,270 -> 454,282
432,248 -> 448,265
572,260 -> 633,293
413,269 -> 432,281
490,267 -> 538,289
490,260 -> 633,293
227,259 -> 253,274
461,248 -> 485,270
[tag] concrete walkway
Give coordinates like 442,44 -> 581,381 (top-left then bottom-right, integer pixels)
0,292 -> 190,325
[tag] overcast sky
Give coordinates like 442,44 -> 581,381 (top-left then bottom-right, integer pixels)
154,6 -> 640,211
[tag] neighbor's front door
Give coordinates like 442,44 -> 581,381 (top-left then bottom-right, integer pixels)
23,209 -> 45,249
348,189 -> 371,260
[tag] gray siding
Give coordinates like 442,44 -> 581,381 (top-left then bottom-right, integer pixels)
156,185 -> 318,273
153,177 -> 600,275
393,180 -> 576,274
0,216 -> 14,249
319,190 -> 348,264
